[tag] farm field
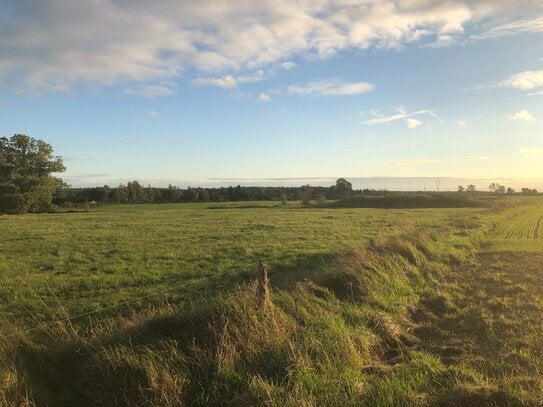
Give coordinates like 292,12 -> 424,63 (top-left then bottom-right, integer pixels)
0,202 -> 476,324
485,203 -> 543,252
1,197 -> 543,406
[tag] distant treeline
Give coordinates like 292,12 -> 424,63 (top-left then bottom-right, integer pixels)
52,178 -> 540,207
53,178 -> 360,206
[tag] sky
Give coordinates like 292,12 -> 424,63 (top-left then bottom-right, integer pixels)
0,0 -> 542,189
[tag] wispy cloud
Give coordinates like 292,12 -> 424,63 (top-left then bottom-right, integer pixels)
148,110 -> 158,117
475,17 -> 543,40
124,84 -> 174,98
193,70 -> 267,89
280,62 -> 297,70
406,118 -> 422,128
193,75 -> 237,89
457,120 -> 467,128
500,70 -> 543,90
259,92 -> 271,102
507,109 -> 536,122
287,80 -> 374,96
365,106 -> 438,128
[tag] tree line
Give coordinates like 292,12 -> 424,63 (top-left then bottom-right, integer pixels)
53,179 -> 359,207
457,183 -> 539,195
1,134 -> 541,214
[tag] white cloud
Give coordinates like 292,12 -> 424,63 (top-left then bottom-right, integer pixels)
236,70 -> 267,84
124,84 -> 174,98
287,80 -> 374,96
500,70 -> 543,90
1,1 -> 540,93
280,62 -> 297,70
148,110 -> 158,117
365,106 -> 437,128
406,118 -> 422,128
259,92 -> 271,102
193,70 -> 267,89
193,75 -> 238,88
507,109 -> 536,122
457,120 -> 467,128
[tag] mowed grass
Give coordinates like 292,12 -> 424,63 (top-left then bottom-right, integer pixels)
0,202 -> 474,325
484,202 -> 543,252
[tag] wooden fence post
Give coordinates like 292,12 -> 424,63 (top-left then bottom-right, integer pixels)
256,260 -> 270,304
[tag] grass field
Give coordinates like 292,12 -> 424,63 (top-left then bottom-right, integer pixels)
484,203 -> 543,252
0,202 -> 476,324
1,197 -> 542,405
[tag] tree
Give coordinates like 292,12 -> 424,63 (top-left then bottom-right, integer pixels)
457,185 -> 465,192
164,184 -> 182,202
335,178 -> 353,198
114,184 -> 129,203
466,184 -> 476,192
300,185 -> 312,205
0,134 -> 65,214
279,190 -> 288,205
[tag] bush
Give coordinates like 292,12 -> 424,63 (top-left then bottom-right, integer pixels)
0,193 -> 32,214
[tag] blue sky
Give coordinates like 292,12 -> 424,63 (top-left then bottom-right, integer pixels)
0,1 -> 542,188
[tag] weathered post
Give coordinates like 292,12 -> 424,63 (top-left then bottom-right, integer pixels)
256,260 -> 270,304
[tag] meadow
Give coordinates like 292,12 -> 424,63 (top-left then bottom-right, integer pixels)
0,202 -> 473,323
1,197 -> 542,406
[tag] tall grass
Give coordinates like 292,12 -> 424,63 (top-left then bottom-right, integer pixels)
1,215 -> 493,406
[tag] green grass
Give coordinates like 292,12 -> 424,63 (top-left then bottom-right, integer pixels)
483,203 -> 543,252
0,202 -> 477,324
1,197 -> 543,405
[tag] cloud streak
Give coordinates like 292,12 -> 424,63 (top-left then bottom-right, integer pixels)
124,84 -> 174,98
193,75 -> 237,89
287,80 -> 374,96
365,107 -> 438,128
474,16 -> 543,40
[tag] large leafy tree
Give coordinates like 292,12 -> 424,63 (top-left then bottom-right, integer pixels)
0,134 -> 65,214
335,178 -> 353,198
